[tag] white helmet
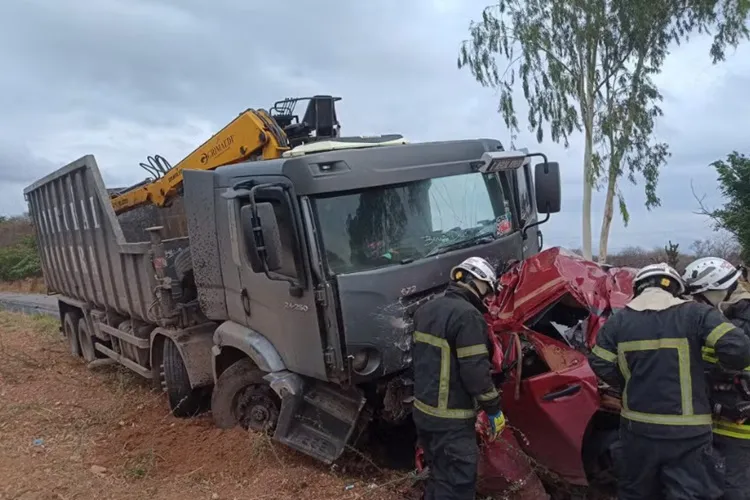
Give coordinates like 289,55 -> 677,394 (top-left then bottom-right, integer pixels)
682,257 -> 740,295
634,263 -> 685,295
451,257 -> 499,294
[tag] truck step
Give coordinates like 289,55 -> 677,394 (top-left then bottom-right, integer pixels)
273,381 -> 365,464
94,343 -> 152,379
87,358 -> 116,369
303,384 -> 362,425
277,422 -> 342,464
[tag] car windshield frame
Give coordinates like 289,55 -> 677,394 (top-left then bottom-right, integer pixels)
311,171 -> 515,275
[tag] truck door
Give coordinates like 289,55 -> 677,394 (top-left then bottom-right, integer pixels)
235,185 -> 328,380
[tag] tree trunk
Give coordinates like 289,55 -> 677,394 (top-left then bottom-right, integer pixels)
581,111 -> 594,260
598,165 -> 618,263
581,38 -> 598,261
597,51 -> 650,263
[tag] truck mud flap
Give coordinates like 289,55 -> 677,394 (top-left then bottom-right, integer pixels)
273,381 -> 365,464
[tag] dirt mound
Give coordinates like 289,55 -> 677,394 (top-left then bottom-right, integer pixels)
0,312 -> 412,500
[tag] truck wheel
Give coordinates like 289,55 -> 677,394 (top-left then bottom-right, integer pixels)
62,312 -> 81,358
162,338 -> 203,418
77,318 -> 97,363
211,358 -> 280,433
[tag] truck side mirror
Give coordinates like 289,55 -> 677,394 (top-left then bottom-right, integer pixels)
240,203 -> 282,273
534,161 -> 561,214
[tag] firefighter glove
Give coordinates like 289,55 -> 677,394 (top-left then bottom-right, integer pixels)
488,410 -> 506,441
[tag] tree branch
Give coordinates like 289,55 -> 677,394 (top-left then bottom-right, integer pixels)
690,179 -> 739,237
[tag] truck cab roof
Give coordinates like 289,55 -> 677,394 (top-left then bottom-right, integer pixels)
204,138 -> 506,196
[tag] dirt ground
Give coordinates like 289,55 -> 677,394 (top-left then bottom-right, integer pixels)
0,312 -> 414,500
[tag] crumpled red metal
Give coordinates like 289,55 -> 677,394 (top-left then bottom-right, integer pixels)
415,247 -> 636,498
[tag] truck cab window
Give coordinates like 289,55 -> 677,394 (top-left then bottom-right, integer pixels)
314,172 -> 511,274
516,165 -> 533,225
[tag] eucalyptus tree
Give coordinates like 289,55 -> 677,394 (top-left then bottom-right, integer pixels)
459,0 -> 750,261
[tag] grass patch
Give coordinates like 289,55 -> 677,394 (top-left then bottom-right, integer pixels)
125,449 -> 157,479
0,311 -> 59,336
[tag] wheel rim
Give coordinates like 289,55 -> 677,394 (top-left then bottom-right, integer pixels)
234,384 -> 280,433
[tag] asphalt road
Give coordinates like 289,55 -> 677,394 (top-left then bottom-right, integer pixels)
0,292 -> 58,317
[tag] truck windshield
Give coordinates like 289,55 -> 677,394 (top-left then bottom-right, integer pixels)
314,172 -> 512,274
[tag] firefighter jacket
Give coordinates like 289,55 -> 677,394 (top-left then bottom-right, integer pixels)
721,290 -> 750,337
589,287 -> 750,439
412,282 -> 501,430
705,289 -> 750,440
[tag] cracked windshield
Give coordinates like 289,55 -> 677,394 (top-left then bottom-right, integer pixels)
315,172 -> 512,273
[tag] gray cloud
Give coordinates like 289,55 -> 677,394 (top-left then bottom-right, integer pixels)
0,0 -> 747,253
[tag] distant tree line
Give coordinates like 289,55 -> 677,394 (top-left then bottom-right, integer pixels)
571,232 -> 742,272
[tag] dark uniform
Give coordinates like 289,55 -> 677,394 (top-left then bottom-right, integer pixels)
589,288 -> 750,500
412,282 -> 501,500
707,291 -> 750,500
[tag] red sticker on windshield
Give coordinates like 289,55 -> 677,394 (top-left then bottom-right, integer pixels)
496,216 -> 512,235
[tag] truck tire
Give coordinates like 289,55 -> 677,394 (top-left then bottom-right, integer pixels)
62,312 -> 81,358
162,338 -> 203,418
77,318 -> 97,363
211,358 -> 280,433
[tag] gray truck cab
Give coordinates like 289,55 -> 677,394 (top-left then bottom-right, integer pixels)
182,138 -> 560,463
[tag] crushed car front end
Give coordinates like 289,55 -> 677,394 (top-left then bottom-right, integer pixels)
416,247 -> 635,498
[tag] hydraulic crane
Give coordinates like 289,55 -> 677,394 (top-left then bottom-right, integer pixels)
110,95 -> 341,214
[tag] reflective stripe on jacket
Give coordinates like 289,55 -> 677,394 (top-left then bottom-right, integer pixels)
589,287 -> 750,438
412,283 -> 500,430
703,294 -> 750,440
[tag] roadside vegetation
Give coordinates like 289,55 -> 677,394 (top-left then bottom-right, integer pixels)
0,214 -> 41,280
0,215 -> 45,293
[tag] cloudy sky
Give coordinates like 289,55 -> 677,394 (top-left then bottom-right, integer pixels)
0,0 -> 747,253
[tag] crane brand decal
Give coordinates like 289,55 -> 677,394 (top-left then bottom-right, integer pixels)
200,135 -> 235,164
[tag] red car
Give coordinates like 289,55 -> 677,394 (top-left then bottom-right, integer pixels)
417,247 -> 635,499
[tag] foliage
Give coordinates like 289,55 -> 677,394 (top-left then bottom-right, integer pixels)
664,240 -> 680,268
696,152 -> 750,261
458,0 -> 750,261
691,232 -> 742,262
0,235 -> 41,281
571,234 -> 741,271
0,215 -> 41,281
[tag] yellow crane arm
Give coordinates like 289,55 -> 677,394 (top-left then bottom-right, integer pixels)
111,109 -> 290,214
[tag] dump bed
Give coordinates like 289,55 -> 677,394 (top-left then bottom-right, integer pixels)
23,155 -> 190,323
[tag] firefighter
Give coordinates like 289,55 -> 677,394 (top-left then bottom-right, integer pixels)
412,256 -> 505,500
684,257 -> 750,500
588,263 -> 750,500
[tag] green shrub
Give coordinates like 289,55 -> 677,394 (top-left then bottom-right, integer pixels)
0,235 -> 41,281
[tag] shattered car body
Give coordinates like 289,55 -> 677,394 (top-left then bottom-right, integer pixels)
417,247 -> 636,498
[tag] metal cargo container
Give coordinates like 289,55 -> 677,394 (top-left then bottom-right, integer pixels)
23,155 -> 190,322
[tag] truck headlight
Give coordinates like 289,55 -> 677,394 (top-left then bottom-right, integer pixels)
350,348 -> 381,375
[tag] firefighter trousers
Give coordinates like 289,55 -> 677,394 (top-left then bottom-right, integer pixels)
617,426 -> 725,500
713,433 -> 750,500
417,424 -> 478,500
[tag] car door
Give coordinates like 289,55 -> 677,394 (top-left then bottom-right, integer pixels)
499,332 -> 600,485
